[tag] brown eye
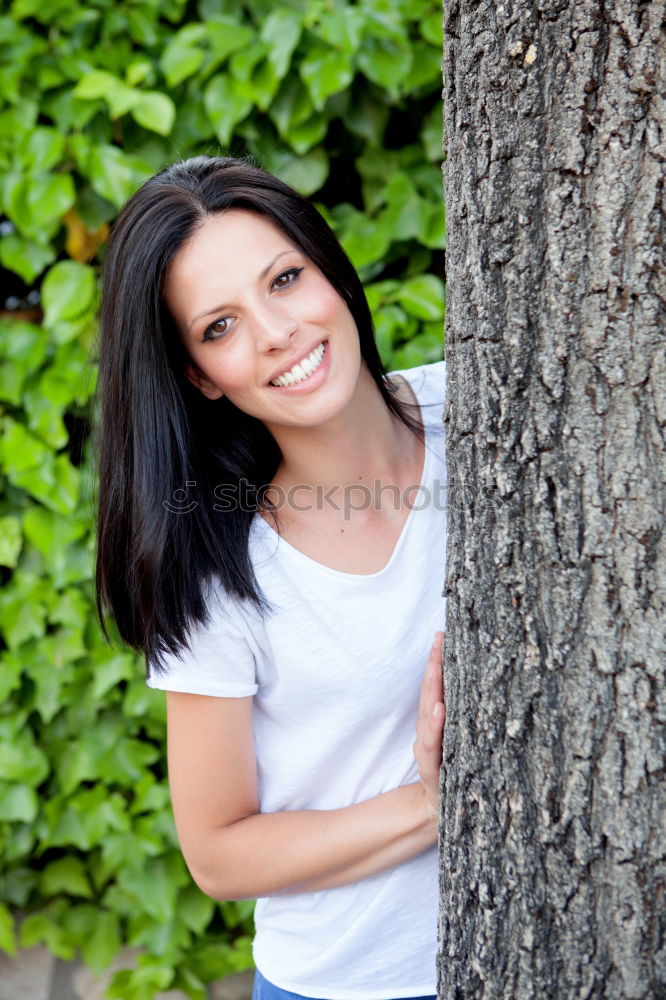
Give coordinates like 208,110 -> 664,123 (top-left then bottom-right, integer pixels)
204,317 -> 232,342
273,267 -> 303,290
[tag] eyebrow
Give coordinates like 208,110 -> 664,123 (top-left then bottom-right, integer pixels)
185,250 -> 298,334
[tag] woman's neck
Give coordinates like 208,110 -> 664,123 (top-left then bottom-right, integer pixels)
266,368 -> 422,496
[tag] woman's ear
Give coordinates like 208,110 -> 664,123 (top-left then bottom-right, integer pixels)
184,364 -> 224,400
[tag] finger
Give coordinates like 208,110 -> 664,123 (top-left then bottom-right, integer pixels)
418,649 -> 433,717
421,634 -> 444,719
419,632 -> 443,712
429,635 -> 444,713
417,704 -> 444,758
423,702 -> 445,751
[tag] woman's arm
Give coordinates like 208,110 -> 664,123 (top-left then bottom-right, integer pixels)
166,633 -> 445,901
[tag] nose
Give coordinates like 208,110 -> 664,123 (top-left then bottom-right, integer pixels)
253,303 -> 298,353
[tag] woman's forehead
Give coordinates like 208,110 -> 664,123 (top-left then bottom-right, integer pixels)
180,210 -> 298,266
163,210 -> 303,323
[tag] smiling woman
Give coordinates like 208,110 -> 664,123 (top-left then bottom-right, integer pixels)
95,156 -> 446,1000
164,210 -> 362,430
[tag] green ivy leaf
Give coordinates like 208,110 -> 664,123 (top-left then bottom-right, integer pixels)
43,88 -> 100,131
0,574 -> 49,648
380,172 -> 427,241
23,506 -> 87,579
74,70 -> 140,118
218,898 -> 256,929
0,902 -> 16,957
420,10 -> 443,45
9,453 -> 81,518
397,274 -> 445,320
300,44 -> 355,111
81,909 -> 122,973
22,642 -> 68,722
86,145 -> 153,209
261,8 -> 303,80
0,319 -> 47,370
374,304 -> 409,364
40,856 -> 93,899
38,340 -> 96,407
1,418 -> 52,473
358,39 -> 413,96
391,327 -> 444,369
44,786 -> 131,851
22,391 -> 69,450
421,100 -> 444,162
127,6 -> 160,46
0,651 -> 23,702
0,517 -> 22,568
90,652 -> 136,700
0,738 -> 49,786
204,17 -> 254,68
338,210 -> 391,270
269,76 -> 313,138
0,98 -> 38,138
203,74 -> 252,146
0,233 -> 55,284
177,884 -> 215,935
0,783 -> 38,823
267,148 -> 329,197
4,172 -> 75,243
131,91 -> 176,136
161,37 -> 204,88
49,588 -> 90,631
404,41 -> 442,92
113,956 -> 173,998
99,737 -> 160,787
345,90 -> 390,146
0,867 -> 38,908
117,853 -> 187,923
313,7 -> 365,52
130,776 -> 170,817
282,112 -> 329,156
41,260 -> 96,326
188,935 -> 253,982
126,59 -> 154,87
15,126 -> 65,172
419,202 -> 446,249
19,905 -> 76,961
173,966 -> 207,1000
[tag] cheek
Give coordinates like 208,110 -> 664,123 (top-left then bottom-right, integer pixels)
307,279 -> 356,333
190,338 -> 259,396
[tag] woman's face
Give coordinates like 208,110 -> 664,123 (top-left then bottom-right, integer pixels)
164,209 -> 363,432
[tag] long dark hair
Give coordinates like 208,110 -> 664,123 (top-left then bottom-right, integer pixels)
96,155 -> 414,670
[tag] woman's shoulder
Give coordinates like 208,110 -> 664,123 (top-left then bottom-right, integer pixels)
146,580 -> 263,695
389,359 -> 445,405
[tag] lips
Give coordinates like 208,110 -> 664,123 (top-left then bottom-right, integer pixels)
269,341 -> 327,387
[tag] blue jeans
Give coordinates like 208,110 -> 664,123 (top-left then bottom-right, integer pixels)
252,969 -> 437,1000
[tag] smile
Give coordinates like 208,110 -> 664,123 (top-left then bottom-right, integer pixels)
270,342 -> 327,387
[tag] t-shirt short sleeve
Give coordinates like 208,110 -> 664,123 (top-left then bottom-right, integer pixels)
146,591 -> 258,698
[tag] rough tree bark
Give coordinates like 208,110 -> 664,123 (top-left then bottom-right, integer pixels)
440,2 -> 665,998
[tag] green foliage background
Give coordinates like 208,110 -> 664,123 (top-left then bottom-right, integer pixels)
0,0 -> 444,996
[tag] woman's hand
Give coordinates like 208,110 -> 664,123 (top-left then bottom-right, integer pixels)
413,631 -> 446,822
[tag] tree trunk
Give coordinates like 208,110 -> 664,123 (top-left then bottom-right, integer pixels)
440,2 -> 665,998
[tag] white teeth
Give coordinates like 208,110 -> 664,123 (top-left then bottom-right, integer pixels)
271,343 -> 326,387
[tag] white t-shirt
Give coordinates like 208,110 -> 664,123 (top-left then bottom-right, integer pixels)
148,361 -> 447,999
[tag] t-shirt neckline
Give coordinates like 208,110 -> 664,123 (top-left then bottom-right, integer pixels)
253,392 -> 433,581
